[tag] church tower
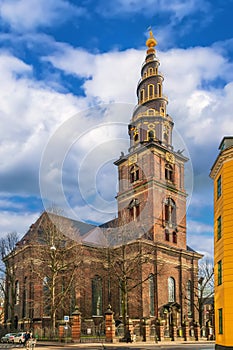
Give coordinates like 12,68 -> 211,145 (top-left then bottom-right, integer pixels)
115,31 -> 188,249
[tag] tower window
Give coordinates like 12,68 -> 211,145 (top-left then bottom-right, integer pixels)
165,229 -> 169,241
172,231 -> 177,243
187,280 -> 192,316
148,67 -> 153,75
165,164 -> 173,181
148,84 -> 154,98
164,198 -> 176,228
130,165 -> 139,183
148,130 -> 155,140
128,199 -> 140,221
217,175 -> 222,199
140,89 -> 144,102
157,83 -> 162,97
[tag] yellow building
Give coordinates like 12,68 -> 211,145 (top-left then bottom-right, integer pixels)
210,136 -> 233,350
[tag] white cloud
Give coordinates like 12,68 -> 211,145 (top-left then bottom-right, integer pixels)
0,0 -> 85,32
96,0 -> 210,21
0,210 -> 40,237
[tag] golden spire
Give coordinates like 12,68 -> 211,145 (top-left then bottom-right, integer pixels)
146,30 -> 157,54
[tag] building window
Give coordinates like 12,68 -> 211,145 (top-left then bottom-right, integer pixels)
43,276 -> 50,316
149,274 -> 155,316
217,175 -> 222,199
218,308 -> 223,334
22,277 -> 27,318
140,89 -> 144,102
148,67 -> 153,75
128,199 -> 140,221
92,276 -> 102,316
165,229 -> 169,241
148,84 -> 154,98
217,216 -> 222,240
187,280 -> 192,316
172,231 -> 177,243
15,280 -> 19,305
217,260 -> 222,285
168,277 -> 175,302
130,166 -> 139,183
158,83 -> 162,97
148,130 -> 155,140
165,164 -> 173,181
164,198 -> 176,228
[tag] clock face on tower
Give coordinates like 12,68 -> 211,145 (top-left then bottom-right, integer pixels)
165,152 -> 175,164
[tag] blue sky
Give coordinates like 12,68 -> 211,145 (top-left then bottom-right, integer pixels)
1,0 -> 233,258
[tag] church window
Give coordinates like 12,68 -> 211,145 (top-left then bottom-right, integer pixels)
164,198 -> 176,228
128,199 -> 140,221
15,280 -> 20,305
22,277 -> 27,318
172,231 -> 177,243
165,229 -> 169,241
140,89 -> 144,102
92,275 -> 102,316
168,277 -> 175,302
148,67 -> 153,75
148,130 -> 155,140
165,163 -> 173,181
148,84 -> 154,98
130,166 -> 139,183
187,280 -> 192,316
134,132 -> 139,142
160,107 -> 165,115
148,108 -> 155,116
149,274 -> 155,316
43,276 -> 50,315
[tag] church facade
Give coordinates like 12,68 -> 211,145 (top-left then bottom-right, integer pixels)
3,32 -> 202,340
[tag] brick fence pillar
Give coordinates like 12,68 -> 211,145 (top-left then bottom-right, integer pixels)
105,305 -> 115,343
71,306 -> 81,343
194,322 -> 200,341
157,320 -> 165,341
58,321 -> 65,342
183,321 -> 190,341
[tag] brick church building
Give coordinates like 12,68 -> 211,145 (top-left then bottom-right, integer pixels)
3,32 -> 202,340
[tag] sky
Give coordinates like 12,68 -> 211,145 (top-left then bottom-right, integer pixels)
1,0 -> 233,259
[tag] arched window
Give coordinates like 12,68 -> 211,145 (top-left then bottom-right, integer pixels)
128,198 -> 140,221
130,166 -> 139,183
149,274 -> 155,316
134,131 -> 139,142
172,231 -> 177,243
187,280 -> 192,316
148,130 -> 155,140
168,277 -> 175,302
148,67 -> 153,75
22,277 -> 27,318
92,276 -> 102,316
165,164 -> 173,181
165,229 -> 169,241
140,89 -> 144,102
43,276 -> 50,315
15,280 -> 19,305
158,83 -> 162,96
164,198 -> 176,228
148,84 -> 154,98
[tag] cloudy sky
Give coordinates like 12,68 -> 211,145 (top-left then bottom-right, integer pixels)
1,0 -> 233,258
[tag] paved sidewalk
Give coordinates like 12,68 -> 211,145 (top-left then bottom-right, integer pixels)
34,340 -> 215,349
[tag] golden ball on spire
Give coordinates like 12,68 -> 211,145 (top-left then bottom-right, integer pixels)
146,30 -> 157,49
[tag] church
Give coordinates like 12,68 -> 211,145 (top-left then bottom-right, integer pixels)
3,32 -> 202,341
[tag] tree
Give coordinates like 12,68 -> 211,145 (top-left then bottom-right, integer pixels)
196,259 -> 214,327
29,211 -> 82,337
0,232 -> 19,329
102,218 -> 156,339
184,258 -> 214,327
